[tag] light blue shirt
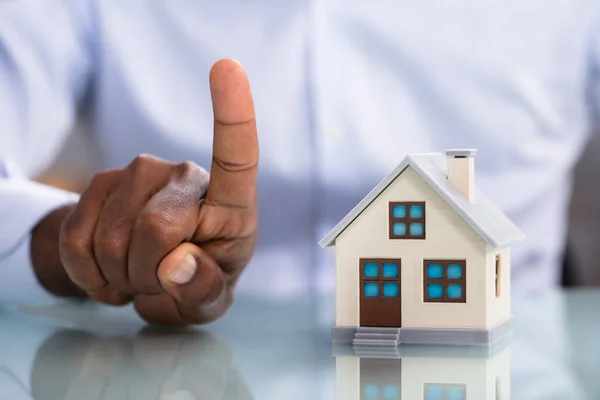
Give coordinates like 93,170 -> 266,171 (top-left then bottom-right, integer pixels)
1,0 -> 598,301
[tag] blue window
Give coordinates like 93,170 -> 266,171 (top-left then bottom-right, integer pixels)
364,385 -> 399,399
424,261 -> 466,302
447,264 -> 463,279
383,283 -> 399,298
382,263 -> 399,278
383,385 -> 400,399
426,264 -> 443,279
364,385 -> 379,399
409,204 -> 423,218
364,282 -> 379,297
425,384 -> 466,400
427,284 -> 443,299
389,202 -> 425,239
392,205 -> 406,218
393,222 -> 406,236
364,262 -> 379,278
409,222 -> 424,236
426,386 -> 444,400
447,284 -> 463,299
447,386 -> 466,400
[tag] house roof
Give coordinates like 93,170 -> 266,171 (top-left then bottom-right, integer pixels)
319,153 -> 525,249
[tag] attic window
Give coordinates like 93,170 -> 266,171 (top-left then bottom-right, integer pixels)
389,202 -> 426,239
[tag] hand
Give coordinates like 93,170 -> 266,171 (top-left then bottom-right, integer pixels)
32,59 -> 258,324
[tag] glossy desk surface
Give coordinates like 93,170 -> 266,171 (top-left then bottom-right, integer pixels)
0,290 -> 598,400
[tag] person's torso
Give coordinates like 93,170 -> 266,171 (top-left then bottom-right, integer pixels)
87,0 -> 597,295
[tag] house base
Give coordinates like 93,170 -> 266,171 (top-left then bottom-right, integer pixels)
332,317 -> 513,346
333,333 -> 513,359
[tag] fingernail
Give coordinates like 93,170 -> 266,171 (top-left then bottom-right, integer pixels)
168,253 -> 197,284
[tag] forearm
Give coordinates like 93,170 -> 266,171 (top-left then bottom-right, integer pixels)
30,203 -> 87,298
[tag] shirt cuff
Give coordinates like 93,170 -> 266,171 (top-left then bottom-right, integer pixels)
0,177 -> 79,305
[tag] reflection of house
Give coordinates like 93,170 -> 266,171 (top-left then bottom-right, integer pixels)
320,150 -> 524,345
334,341 -> 511,400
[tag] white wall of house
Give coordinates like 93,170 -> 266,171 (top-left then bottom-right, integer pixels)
335,347 -> 510,400
486,246 -> 512,327
486,346 -> 511,399
336,357 -> 359,400
335,166 -> 489,329
402,353 -> 509,399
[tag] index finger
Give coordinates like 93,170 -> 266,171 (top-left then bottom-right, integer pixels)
207,59 -> 258,209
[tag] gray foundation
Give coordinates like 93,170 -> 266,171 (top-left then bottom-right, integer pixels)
332,317 -> 513,346
332,333 -> 513,359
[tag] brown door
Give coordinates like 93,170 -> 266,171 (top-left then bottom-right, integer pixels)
360,259 -> 401,327
360,358 -> 402,399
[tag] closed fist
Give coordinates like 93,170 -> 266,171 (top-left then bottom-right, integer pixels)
57,59 -> 258,324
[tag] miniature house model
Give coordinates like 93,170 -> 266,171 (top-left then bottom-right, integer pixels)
319,150 -> 525,346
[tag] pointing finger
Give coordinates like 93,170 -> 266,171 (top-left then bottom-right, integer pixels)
207,58 -> 258,209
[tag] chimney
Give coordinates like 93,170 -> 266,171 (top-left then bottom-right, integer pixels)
446,149 -> 477,202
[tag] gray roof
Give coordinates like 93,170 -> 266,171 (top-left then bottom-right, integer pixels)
319,153 -> 525,249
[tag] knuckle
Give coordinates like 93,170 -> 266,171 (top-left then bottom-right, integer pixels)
107,214 -> 135,232
59,221 -> 89,258
94,233 -> 128,261
89,170 -> 112,188
94,217 -> 131,257
85,169 -> 122,195
176,161 -> 209,183
131,153 -> 154,167
128,154 -> 165,175
59,231 -> 90,258
176,160 -> 196,176
135,210 -> 180,242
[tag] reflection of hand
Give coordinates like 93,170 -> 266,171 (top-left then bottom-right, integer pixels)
31,328 -> 254,400
31,59 -> 259,325
0,370 -> 32,399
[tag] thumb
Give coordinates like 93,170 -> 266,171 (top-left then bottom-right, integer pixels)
157,243 -> 225,306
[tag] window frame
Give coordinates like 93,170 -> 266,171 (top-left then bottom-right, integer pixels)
360,259 -> 402,300
423,383 -> 467,400
423,260 -> 467,303
389,201 -> 426,240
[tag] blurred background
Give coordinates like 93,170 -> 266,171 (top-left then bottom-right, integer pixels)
37,123 -> 600,287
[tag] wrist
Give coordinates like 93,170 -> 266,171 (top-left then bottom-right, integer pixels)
30,203 -> 87,298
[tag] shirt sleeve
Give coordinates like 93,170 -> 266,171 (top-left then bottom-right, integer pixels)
0,0 -> 94,303
588,2 -> 600,123
0,171 -> 79,304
